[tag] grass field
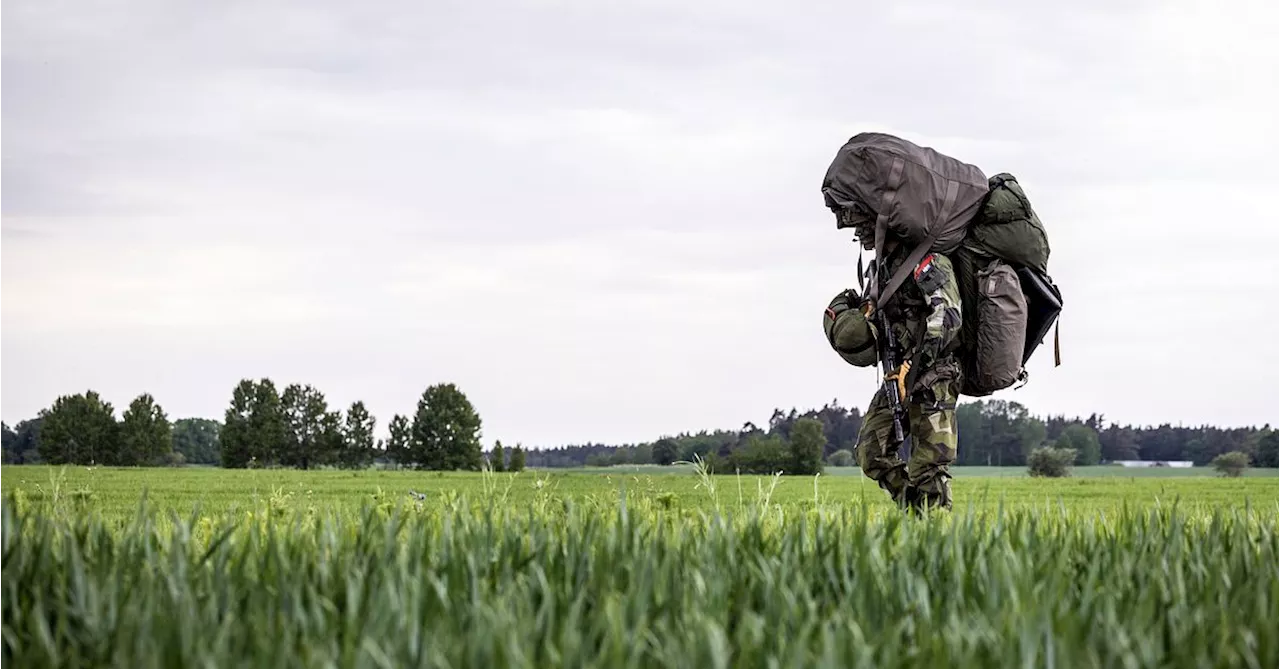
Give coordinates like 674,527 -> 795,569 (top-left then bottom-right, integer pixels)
1,464 -> 1275,522
2,464 -> 1277,668
576,464 -> 1280,478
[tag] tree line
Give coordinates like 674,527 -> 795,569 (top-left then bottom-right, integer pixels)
1,380 -> 527,472
518,399 -> 1277,471
4,386 -> 1276,472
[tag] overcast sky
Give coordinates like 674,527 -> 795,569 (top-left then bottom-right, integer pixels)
3,0 -> 1278,447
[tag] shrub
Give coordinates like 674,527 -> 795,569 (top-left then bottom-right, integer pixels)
1211,451 -> 1251,478
1027,447 -> 1077,478
828,449 -> 855,467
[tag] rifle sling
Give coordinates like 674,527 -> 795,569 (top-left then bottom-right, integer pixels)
857,249 -> 865,294
905,315 -> 929,398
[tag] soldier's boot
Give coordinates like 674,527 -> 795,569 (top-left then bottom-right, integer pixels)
915,482 -> 952,514
898,485 -> 950,517
877,465 -> 912,502
897,486 -> 924,515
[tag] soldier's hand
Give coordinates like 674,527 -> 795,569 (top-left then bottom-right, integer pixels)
830,288 -> 861,310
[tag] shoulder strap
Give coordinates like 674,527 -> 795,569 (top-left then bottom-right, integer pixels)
871,180 -> 962,309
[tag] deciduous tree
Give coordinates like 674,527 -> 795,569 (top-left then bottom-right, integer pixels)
788,417 -> 826,475
119,393 -> 173,466
173,418 -> 221,465
653,438 -> 679,466
38,391 -> 120,465
410,383 -> 483,471
1057,424 -> 1102,466
281,384 -> 329,470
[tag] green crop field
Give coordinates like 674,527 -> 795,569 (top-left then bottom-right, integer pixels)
2,464 -> 1277,668
1,464 -> 1275,522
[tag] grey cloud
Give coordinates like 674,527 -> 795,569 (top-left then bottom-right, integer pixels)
4,1 -> 1112,244
0,225 -> 50,241
0,164 -> 97,218
2,0 -> 1277,442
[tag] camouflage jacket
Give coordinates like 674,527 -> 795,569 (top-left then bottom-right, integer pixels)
871,250 -> 964,386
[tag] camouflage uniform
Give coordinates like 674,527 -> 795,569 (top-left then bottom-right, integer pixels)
855,249 -> 964,512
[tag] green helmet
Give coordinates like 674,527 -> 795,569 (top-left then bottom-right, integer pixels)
823,290 -> 878,368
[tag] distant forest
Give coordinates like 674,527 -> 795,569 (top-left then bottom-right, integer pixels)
521,399 -> 1279,471
3,381 -> 1277,472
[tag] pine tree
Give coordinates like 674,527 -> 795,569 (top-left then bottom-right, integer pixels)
317,410 -> 345,468
248,379 -> 288,466
7,419 -> 43,464
1,423 -> 16,465
220,380 -> 256,468
492,440 -> 506,472
1256,429 -> 1279,468
341,401 -> 376,469
386,415 -> 412,468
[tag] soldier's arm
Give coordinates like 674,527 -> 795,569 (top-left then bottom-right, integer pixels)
912,253 -> 963,369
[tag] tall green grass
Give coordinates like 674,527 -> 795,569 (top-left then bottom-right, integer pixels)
3,487 -> 1275,669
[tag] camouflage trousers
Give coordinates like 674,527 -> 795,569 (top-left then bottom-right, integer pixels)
855,373 -> 960,512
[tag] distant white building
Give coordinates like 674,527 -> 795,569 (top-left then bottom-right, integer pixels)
1112,460 -> 1195,468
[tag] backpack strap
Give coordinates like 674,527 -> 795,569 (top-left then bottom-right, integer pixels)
869,157 -> 905,304
1054,321 -> 1061,367
872,179 -> 961,309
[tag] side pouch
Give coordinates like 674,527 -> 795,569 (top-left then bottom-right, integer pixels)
1016,266 -> 1063,366
966,260 -> 1027,395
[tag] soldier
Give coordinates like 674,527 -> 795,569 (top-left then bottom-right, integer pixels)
823,210 -> 964,513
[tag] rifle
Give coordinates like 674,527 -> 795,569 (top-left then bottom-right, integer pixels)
861,269 -> 910,447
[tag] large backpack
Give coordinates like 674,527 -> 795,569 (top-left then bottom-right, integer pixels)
952,173 -> 1063,396
822,132 -> 990,310
821,133 -> 1063,396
